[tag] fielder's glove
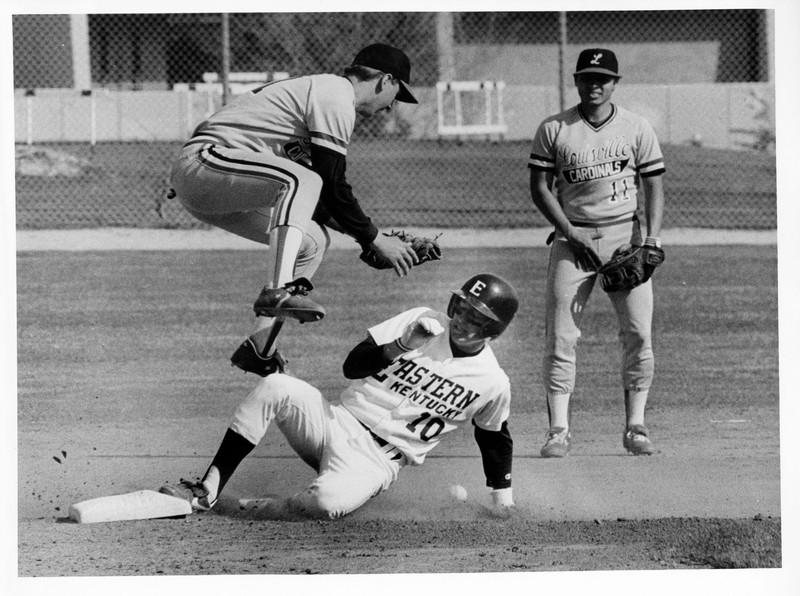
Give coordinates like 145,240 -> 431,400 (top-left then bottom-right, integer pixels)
597,238 -> 665,293
360,230 -> 442,270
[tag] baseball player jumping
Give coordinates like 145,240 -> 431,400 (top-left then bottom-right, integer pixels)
169,43 -> 420,378
528,48 -> 666,457
160,273 -> 519,519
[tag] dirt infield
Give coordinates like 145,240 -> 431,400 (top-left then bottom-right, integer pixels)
12,242 -> 793,593
16,404 -> 782,578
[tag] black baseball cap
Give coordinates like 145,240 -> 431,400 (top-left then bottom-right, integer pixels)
574,48 -> 621,78
352,43 -> 418,104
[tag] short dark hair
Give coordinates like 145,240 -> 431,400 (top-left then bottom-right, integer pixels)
343,64 -> 385,82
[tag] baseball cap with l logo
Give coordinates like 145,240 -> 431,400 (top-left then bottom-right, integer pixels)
352,43 -> 418,104
574,48 -> 621,78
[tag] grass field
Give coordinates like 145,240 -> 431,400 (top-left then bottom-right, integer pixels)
15,245 -> 779,417
15,243 -> 783,582
14,140 -> 777,230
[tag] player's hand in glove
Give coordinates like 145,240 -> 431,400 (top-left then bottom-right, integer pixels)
394,317 -> 445,352
360,230 -> 442,277
362,232 -> 418,277
597,237 -> 665,293
641,236 -> 666,282
565,226 -> 603,272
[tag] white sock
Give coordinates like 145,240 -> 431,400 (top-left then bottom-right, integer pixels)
251,317 -> 280,355
265,225 -> 303,288
547,393 -> 571,429
202,466 -> 221,500
625,390 -> 649,427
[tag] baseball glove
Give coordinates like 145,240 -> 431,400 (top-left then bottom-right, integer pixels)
360,230 -> 443,270
597,243 -> 665,292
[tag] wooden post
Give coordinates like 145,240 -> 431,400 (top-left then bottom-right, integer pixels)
69,15 -> 92,91
558,11 -> 568,112
221,13 -> 231,106
436,13 -> 456,82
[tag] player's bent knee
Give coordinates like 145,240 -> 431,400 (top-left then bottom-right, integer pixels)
551,334 -> 580,356
311,494 -> 358,520
619,331 -> 651,352
289,487 -> 357,520
257,372 -> 293,392
257,372 -> 317,397
247,374 -> 299,408
250,374 -> 324,426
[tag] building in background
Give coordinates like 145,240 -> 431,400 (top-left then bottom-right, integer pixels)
12,11 -> 777,232
13,11 -> 772,91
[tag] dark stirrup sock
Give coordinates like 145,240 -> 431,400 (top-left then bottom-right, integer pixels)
204,428 -> 257,495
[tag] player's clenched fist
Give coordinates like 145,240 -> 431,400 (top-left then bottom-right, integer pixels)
395,317 -> 444,352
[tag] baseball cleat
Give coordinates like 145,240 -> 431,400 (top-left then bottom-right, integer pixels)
623,424 -> 655,455
253,277 -> 326,323
159,479 -> 217,511
230,338 -> 287,377
540,426 -> 571,458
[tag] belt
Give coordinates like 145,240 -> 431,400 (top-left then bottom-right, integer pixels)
360,423 -> 404,462
547,215 -> 637,244
570,215 -> 636,228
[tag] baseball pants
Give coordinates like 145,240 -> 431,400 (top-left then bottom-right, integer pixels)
229,374 -> 404,519
543,218 -> 654,397
170,143 -> 329,284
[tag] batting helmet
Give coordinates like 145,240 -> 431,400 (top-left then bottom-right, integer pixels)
447,273 -> 519,338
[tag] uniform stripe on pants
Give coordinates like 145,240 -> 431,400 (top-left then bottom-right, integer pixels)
198,145 -> 301,227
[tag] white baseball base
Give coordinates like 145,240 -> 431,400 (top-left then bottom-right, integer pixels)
68,489 -> 193,523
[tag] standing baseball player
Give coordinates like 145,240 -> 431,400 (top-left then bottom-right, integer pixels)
169,43 -> 420,377
160,273 -> 519,519
528,48 -> 666,457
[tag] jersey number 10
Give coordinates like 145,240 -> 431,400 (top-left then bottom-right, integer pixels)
406,412 -> 445,442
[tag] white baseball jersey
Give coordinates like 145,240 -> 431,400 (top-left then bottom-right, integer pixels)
188,74 -> 355,164
339,307 -> 511,466
528,104 -> 665,223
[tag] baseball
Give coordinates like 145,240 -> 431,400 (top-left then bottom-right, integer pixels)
449,484 -> 468,502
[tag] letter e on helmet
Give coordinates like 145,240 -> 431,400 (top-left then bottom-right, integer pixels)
448,273 -> 519,338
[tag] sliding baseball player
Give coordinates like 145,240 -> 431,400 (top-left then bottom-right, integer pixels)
161,273 -> 519,518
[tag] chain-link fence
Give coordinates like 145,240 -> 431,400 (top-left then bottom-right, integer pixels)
14,11 -> 776,230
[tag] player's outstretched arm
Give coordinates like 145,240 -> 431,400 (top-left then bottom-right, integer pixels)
367,233 -> 418,277
310,144 -> 379,246
473,421 -> 514,515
